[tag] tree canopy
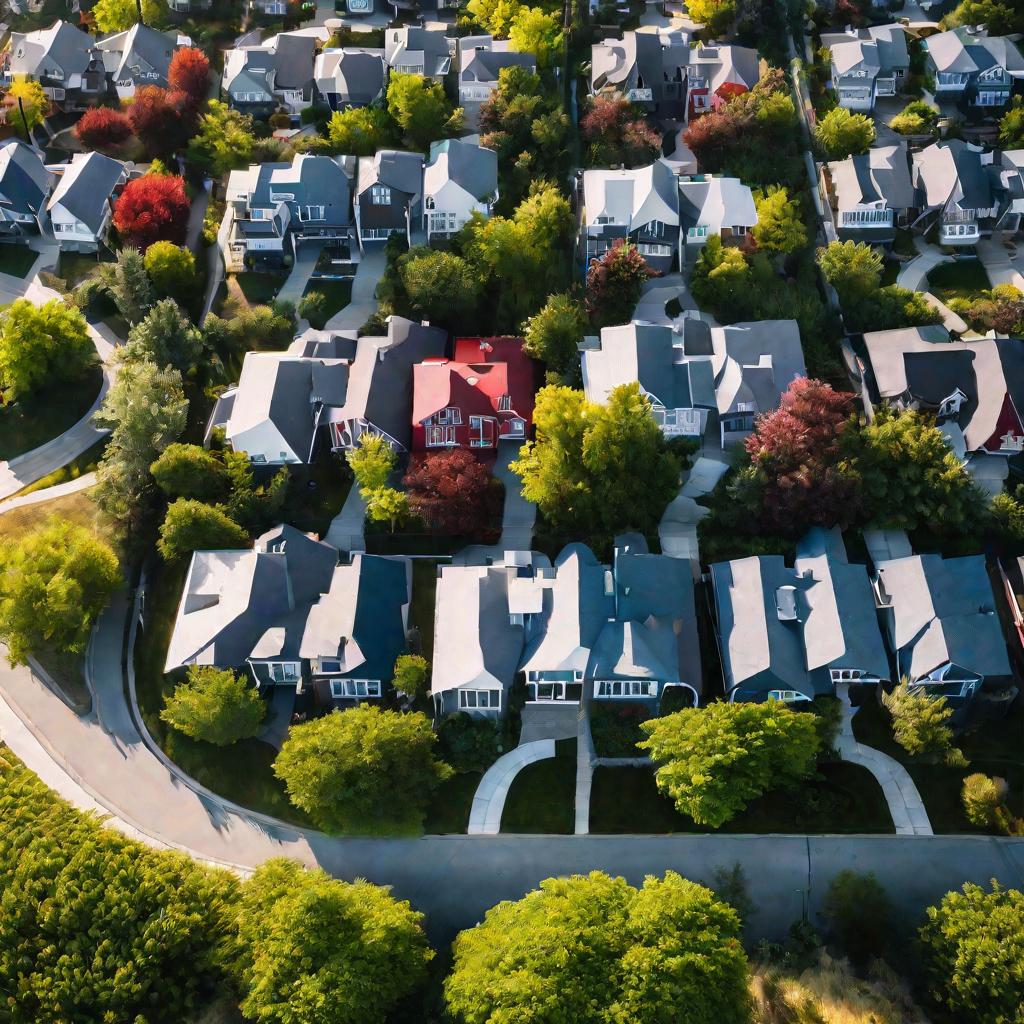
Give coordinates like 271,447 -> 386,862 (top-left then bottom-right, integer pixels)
640,701 -> 821,826
114,173 -> 190,250
511,383 -> 680,545
75,105 -> 132,150
386,72 -> 462,151
581,95 -> 661,168
586,240 -> 656,326
157,498 -> 250,562
0,520 -> 120,663
814,105 -> 875,159
817,240 -> 883,299
161,666 -> 265,745
273,707 -> 453,833
326,105 -> 396,156
151,442 -> 229,502
121,297 -> 205,373
881,680 -> 965,766
919,882 -> 1024,1024
509,6 -> 564,69
6,80 -> 48,138
144,241 -> 196,300
404,449 -> 503,536
0,297 -> 95,403
346,433 -> 397,494
399,249 -> 482,327
752,186 -> 807,255
523,291 -> 588,376
100,247 -> 155,324
187,101 -> 257,176
93,0 -> 167,30
445,870 -> 751,1024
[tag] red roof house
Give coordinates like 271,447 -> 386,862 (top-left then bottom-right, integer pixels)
411,337 -> 536,455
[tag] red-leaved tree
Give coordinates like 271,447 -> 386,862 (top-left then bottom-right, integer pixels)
75,106 -> 132,150
581,96 -> 661,167
683,107 -> 741,172
168,47 -> 210,109
740,377 -> 862,533
128,86 -> 196,157
113,173 -> 190,249
585,239 -> 657,326
404,449 -> 503,537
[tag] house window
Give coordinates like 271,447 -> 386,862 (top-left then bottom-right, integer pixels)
731,225 -> 748,235
435,407 -> 462,425
300,205 -> 325,221
829,668 -> 863,683
595,215 -> 615,224
270,192 -> 295,202
426,424 -> 456,446
330,679 -> 381,698
319,659 -> 342,674
425,196 -> 435,209
767,689 -> 812,703
594,680 -> 656,698
459,689 -> 501,710
268,662 -> 300,682
250,453 -> 268,463
498,394 -> 512,412
370,185 -> 391,205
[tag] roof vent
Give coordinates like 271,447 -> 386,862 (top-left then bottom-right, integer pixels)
467,375 -> 479,385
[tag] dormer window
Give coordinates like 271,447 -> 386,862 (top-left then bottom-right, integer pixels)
370,185 -> 391,205
425,196 -> 435,209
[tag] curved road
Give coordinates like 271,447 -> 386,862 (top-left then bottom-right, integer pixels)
2,595 -> 1023,945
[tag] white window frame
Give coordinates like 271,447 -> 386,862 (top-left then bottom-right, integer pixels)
426,424 -> 456,446
370,185 -> 391,205
330,678 -> 381,699
458,688 -> 501,710
268,661 -> 300,682
498,394 -> 512,412
593,679 -> 657,698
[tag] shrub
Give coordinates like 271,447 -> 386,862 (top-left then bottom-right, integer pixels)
75,106 -> 132,149
392,653 -> 428,700
113,173 -> 190,250
436,712 -> 502,773
820,870 -> 893,965
961,772 -> 1007,828
881,680 -> 967,766
590,702 -> 652,757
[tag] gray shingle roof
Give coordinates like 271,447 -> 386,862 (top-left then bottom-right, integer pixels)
384,25 -> 452,77
313,48 -> 385,105
97,23 -> 179,88
0,140 -> 51,218
46,152 -> 126,234
912,139 -> 994,211
8,20 -> 94,78
828,144 -> 915,213
424,138 -> 497,202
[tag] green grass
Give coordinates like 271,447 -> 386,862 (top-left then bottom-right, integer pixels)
926,259 -> 990,304
57,251 -> 111,289
501,738 -> 576,834
278,448 -> 351,537
0,363 -> 103,461
133,560 -> 313,828
852,697 -> 1024,833
304,279 -> 352,323
233,272 -> 285,307
410,560 -> 438,664
589,761 -> 895,834
0,245 -> 38,279
423,771 -> 481,834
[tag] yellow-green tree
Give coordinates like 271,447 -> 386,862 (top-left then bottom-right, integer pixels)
93,0 -> 167,31
161,665 -> 265,745
6,79 -> 48,138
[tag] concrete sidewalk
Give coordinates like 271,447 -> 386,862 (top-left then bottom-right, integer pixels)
896,238 -> 951,292
325,249 -> 386,331
468,740 -> 555,835
276,244 -> 324,304
0,471 -> 96,514
325,484 -> 366,551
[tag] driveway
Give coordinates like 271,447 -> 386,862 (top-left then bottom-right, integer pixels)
896,237 -> 951,291
325,248 -> 386,331
276,243 -> 324,305
976,237 -> 1024,292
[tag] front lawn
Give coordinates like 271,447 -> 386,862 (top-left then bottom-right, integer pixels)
0,245 -> 38,279
590,702 -> 651,757
278,448 -> 351,537
232,271 -> 285,307
133,559 -> 312,828
501,738 -> 576,834
423,771 -> 481,834
589,761 -> 894,834
926,259 -> 990,304
852,697 -> 1024,833
304,279 -> 351,323
0,363 -> 103,461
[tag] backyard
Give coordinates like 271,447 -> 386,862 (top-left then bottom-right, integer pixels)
278,449 -> 351,537
230,271 -> 286,308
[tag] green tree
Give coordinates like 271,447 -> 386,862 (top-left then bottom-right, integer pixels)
0,754 -> 240,1024
849,407 -> 983,531
0,520 -> 120,663
7,79 -> 48,139
144,240 -> 196,299
919,882 -> 1024,1024
161,665 -> 265,745
364,485 -> 409,532
639,702 -> 821,827
585,239 -> 653,326
121,297 -> 205,373
691,236 -> 752,310
151,442 -> 230,501
881,680 -> 966,766
187,101 -> 257,176
273,706 -> 453,833
685,0 -> 737,34
820,870 -> 893,965
889,99 -> 939,136
814,105 -> 875,159
393,653 -> 428,699
752,186 -> 807,255
326,105 -> 396,156
400,249 -> 482,327
1000,97 -> 1024,148
100,247 -> 155,324
222,449 -> 289,533
0,297 -> 95,403
511,383 -> 680,545
942,0 -> 1023,35
990,489 -> 1024,545
509,6 -> 564,69
296,290 -> 327,329
386,72 -> 463,152
93,0 -> 166,29
94,359 -> 188,535
158,498 -> 249,562
816,240 -> 883,299
522,291 -> 588,375
235,858 -> 433,1024
445,870 -> 751,1024
961,772 -> 1007,828
467,0 -> 523,36
346,433 -> 396,494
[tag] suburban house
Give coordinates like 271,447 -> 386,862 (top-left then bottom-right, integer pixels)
313,48 -> 386,110
680,43 -> 760,121
422,138 -> 497,240
910,139 -> 1022,245
710,528 -> 890,704
872,551 -> 1012,713
164,524 -> 413,712
0,140 -> 52,239
998,555 -> 1024,651
822,24 -> 909,111
411,337 -> 535,454
221,31 -> 316,114
217,318 -> 448,461
354,149 -> 423,249
430,536 -> 702,717
859,326 -> 1024,489
924,27 -> 1024,109
46,151 -> 132,252
456,35 -> 537,104
221,154 -> 354,273
96,23 -> 188,99
2,20 -> 106,107
580,317 -> 806,447
677,174 -> 758,264
578,159 -> 680,275
384,26 -> 453,80
589,28 -> 691,119
825,143 -> 916,244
